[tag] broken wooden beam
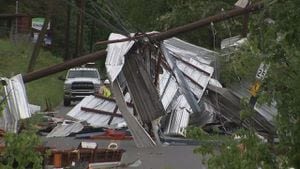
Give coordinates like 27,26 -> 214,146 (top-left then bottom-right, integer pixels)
81,107 -> 123,118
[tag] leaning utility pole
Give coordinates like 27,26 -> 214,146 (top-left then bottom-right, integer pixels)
23,2 -> 263,83
27,1 -> 53,73
27,17 -> 50,73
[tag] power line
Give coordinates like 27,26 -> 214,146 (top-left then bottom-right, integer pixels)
62,0 -> 125,33
87,0 -> 124,32
88,0 -> 131,34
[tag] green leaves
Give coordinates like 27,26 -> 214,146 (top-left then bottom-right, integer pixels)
1,131 -> 43,169
0,115 -> 44,169
187,1 -> 300,168
190,128 -> 277,169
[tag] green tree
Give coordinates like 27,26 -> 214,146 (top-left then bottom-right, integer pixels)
156,0 -> 240,48
0,115 -> 44,169
190,0 -> 300,168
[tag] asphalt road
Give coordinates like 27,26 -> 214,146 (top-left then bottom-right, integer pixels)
43,136 -> 205,169
52,102 -> 206,169
53,102 -> 76,119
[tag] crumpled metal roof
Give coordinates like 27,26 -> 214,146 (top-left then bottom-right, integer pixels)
0,74 -> 32,132
163,38 -> 215,101
207,81 -> 277,136
46,122 -> 84,138
105,33 -> 135,82
230,81 -> 277,125
160,38 -> 217,136
164,37 -> 217,66
67,95 -> 130,128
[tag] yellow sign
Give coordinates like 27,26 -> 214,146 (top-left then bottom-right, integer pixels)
249,81 -> 260,96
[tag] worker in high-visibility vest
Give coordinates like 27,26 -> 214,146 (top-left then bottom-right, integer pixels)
99,79 -> 112,97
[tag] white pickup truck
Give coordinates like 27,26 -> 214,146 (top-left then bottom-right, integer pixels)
63,67 -> 101,106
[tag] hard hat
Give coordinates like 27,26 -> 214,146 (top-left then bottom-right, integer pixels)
104,79 -> 110,85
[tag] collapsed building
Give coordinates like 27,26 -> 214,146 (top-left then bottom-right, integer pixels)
63,33 -> 277,150
0,2 -> 274,168
0,32 -> 277,168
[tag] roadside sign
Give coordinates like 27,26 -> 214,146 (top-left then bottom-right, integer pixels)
256,63 -> 269,80
249,80 -> 260,97
31,17 -> 52,45
32,18 -> 50,31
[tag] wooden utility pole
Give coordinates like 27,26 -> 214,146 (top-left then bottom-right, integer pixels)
75,0 -> 85,57
27,1 -> 53,73
27,17 -> 50,73
64,0 -> 71,60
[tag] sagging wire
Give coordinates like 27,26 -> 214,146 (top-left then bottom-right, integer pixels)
88,1 -> 125,34
88,0 -> 129,35
210,8 -> 233,134
105,0 -> 132,34
88,0 -> 137,36
62,0 -> 126,34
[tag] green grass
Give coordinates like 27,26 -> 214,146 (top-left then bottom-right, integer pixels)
0,39 -> 65,110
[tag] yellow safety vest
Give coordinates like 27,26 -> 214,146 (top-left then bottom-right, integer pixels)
102,86 -> 111,97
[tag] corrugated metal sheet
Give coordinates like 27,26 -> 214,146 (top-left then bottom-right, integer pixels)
254,102 -> 277,125
112,80 -> 156,148
46,122 -> 84,138
164,38 -> 215,102
159,38 -> 217,136
122,53 -> 165,123
220,35 -> 247,49
159,69 -> 179,110
208,82 -> 277,136
164,37 -> 217,66
105,33 -> 135,82
161,45 -> 202,118
230,81 -> 278,125
164,95 -> 190,136
67,95 -> 129,128
0,74 -> 31,132
103,34 -> 218,138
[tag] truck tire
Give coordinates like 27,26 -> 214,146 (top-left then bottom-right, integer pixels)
64,98 -> 71,106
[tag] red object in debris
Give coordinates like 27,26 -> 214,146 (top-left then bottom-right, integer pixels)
104,129 -> 126,139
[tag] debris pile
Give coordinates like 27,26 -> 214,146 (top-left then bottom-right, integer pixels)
0,33 -> 277,169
